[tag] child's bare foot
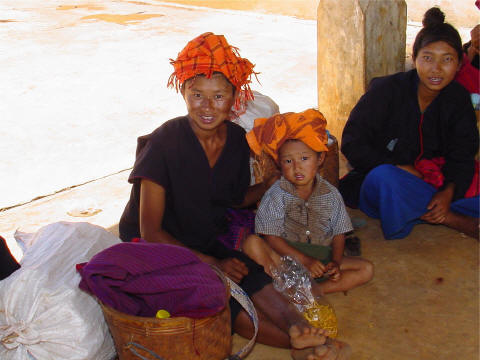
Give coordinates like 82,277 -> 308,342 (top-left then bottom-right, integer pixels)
289,323 -> 328,349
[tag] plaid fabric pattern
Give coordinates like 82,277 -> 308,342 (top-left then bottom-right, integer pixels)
255,175 -> 353,246
246,109 -> 329,162
167,32 -> 258,114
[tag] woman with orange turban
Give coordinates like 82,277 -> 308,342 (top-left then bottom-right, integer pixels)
119,33 -> 347,359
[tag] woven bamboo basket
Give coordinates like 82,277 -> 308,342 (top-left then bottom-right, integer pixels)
319,134 -> 339,188
252,134 -> 340,188
101,268 -> 232,360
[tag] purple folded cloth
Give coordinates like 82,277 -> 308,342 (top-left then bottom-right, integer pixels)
77,242 -> 226,318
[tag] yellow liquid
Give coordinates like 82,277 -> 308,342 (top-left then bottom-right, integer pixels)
302,301 -> 338,338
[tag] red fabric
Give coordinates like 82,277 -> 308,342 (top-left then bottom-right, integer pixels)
415,157 -> 445,189
415,157 -> 479,198
465,160 -> 480,198
455,54 -> 480,94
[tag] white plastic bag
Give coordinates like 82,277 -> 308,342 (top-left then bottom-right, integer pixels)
232,90 -> 280,133
232,91 -> 280,185
0,222 -> 120,360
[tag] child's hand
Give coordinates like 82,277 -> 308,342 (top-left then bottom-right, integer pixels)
304,256 -> 327,278
325,261 -> 341,281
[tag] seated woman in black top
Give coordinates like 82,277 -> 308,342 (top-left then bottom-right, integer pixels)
120,33 -> 349,360
340,8 -> 479,240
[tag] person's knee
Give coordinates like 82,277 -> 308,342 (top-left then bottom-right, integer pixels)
359,259 -> 374,283
242,234 -> 261,252
364,164 -> 398,184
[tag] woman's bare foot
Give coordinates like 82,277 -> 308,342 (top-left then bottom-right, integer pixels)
291,347 -> 323,360
291,339 -> 352,360
324,338 -> 352,360
289,323 -> 328,349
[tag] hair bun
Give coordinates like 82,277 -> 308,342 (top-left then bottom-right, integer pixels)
422,7 -> 445,28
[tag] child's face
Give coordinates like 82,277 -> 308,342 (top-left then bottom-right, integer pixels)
181,73 -> 236,132
278,140 -> 324,192
414,41 -> 460,96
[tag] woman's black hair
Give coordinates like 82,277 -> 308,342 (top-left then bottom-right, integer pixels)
412,7 -> 463,61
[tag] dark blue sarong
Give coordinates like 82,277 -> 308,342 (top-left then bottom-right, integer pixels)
359,164 -> 479,239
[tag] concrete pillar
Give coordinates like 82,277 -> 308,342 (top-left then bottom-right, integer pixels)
317,0 -> 407,142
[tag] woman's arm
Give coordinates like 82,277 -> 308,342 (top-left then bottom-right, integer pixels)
139,178 -> 248,282
441,96 -> 478,200
238,172 -> 280,208
341,81 -> 393,172
139,178 -> 179,245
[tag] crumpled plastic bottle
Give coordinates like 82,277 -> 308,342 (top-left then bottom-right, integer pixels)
271,256 -> 338,338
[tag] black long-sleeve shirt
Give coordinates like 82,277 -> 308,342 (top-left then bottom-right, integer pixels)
341,69 -> 478,200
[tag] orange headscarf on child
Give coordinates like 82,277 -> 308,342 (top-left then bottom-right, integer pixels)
167,32 -> 258,115
246,109 -> 329,161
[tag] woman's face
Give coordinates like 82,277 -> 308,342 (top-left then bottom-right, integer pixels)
181,73 -> 236,132
414,41 -> 460,96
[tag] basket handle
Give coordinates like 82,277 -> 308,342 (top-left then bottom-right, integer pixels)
125,341 -> 165,359
225,277 -> 258,359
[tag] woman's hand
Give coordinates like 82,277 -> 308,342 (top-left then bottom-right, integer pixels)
303,256 -> 327,278
325,261 -> 341,281
217,258 -> 248,283
421,185 -> 454,224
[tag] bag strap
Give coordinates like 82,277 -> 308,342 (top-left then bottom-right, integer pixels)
225,277 -> 258,360
125,278 -> 258,360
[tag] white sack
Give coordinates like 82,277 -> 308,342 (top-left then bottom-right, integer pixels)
0,221 -> 120,360
232,90 -> 280,133
232,91 -> 280,185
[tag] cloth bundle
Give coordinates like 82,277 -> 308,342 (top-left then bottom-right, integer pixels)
415,157 -> 479,198
77,242 -> 227,318
0,222 -> 118,360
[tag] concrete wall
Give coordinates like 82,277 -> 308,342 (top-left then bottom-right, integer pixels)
160,0 -> 478,27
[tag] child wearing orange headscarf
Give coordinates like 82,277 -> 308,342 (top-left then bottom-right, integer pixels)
244,109 -> 373,294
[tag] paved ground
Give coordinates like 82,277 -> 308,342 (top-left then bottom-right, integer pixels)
1,0 -> 473,211
1,0 -> 319,210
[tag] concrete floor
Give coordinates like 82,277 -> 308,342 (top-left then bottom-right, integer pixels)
1,1 -> 478,359
2,166 -> 478,360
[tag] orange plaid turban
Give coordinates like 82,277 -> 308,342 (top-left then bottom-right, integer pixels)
167,32 -> 258,114
246,109 -> 329,161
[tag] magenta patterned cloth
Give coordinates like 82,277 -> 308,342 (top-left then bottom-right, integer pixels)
77,242 -> 226,318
